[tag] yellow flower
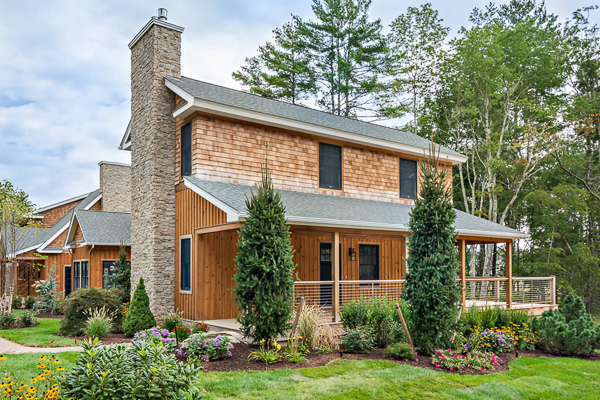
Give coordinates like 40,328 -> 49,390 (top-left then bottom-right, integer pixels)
27,386 -> 36,393
0,355 -> 6,361
29,378 -> 36,384
2,377 -> 10,381
37,356 -> 46,362
37,375 -> 45,381
52,360 -> 60,365
56,368 -> 64,372
3,388 -> 12,395
36,364 -> 46,369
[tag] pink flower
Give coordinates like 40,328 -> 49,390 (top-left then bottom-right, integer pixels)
447,349 -> 451,353
450,368 -> 454,371
361,334 -> 365,338
481,367 -> 483,371
436,364 -> 440,368
442,356 -> 445,359
436,350 -> 441,354
454,354 -> 458,358
493,362 -> 498,366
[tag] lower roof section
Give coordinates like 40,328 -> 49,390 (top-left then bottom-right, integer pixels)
183,177 -> 527,240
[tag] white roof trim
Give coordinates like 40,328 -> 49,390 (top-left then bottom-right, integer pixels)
64,212 -> 85,249
84,194 -> 102,210
129,17 -> 184,49
35,193 -> 90,213
11,244 -> 43,258
37,223 -> 69,253
119,120 -> 131,151
37,248 -> 64,254
165,79 -> 468,165
183,177 -> 240,223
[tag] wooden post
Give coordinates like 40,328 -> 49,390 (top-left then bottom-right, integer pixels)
451,308 -> 463,343
290,297 -> 304,336
494,278 -> 500,302
459,239 -> 466,310
550,275 -> 556,305
333,232 -> 340,322
395,303 -> 413,349
506,240 -> 513,309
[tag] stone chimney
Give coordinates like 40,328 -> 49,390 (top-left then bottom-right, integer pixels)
129,9 -> 184,314
98,161 -> 131,213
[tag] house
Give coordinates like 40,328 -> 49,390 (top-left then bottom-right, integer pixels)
119,9 -> 557,322
12,162 -> 131,297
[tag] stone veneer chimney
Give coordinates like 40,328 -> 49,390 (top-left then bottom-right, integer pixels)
98,161 -> 131,213
128,10 -> 184,315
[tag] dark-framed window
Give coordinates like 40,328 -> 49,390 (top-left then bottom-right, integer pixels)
180,237 -> 192,293
64,265 -> 72,297
359,244 -> 379,281
102,261 -> 116,288
319,143 -> 342,190
400,158 -> 417,199
73,262 -> 80,290
181,122 -> 192,176
81,261 -> 89,289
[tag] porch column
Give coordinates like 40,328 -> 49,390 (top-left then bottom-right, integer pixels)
506,240 -> 513,309
459,239 -> 466,310
332,232 -> 340,322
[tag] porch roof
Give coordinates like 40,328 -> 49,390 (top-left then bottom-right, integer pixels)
184,177 -> 527,240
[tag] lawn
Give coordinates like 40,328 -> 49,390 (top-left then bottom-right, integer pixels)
195,357 -> 600,400
0,318 -> 76,347
0,352 -> 79,384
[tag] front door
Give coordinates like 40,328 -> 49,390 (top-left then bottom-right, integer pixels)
319,243 -> 333,307
64,266 -> 72,297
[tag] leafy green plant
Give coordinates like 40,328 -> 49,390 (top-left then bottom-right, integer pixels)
248,339 -> 282,364
0,310 -> 16,329
341,327 -> 375,353
25,295 -> 36,309
316,343 -> 332,354
402,147 -> 461,354
384,342 -> 416,360
122,278 -> 156,337
11,294 -> 22,310
533,292 -> 600,355
31,263 -> 63,313
17,309 -> 38,327
283,334 -> 308,363
52,297 -> 68,315
174,324 -> 192,342
133,327 -> 176,352
160,311 -> 183,332
59,287 -> 123,336
62,338 -> 202,400
83,306 -> 116,340
460,306 -> 531,335
233,161 -> 296,343
186,334 -> 233,363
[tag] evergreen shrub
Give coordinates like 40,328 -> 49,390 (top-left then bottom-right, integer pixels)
60,287 -> 123,336
122,278 -> 156,337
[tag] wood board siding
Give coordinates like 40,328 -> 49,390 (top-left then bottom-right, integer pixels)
72,245 -> 130,290
174,112 -> 453,204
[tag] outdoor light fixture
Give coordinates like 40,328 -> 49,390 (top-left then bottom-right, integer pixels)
349,248 -> 356,261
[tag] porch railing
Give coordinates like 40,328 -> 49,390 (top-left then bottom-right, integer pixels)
294,276 -> 556,321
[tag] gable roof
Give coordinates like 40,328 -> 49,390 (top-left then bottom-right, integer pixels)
35,192 -> 90,213
184,176 -> 526,240
65,210 -> 130,247
159,76 -> 466,164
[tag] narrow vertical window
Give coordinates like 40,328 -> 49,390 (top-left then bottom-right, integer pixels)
319,243 -> 333,307
102,261 -> 116,288
81,261 -> 89,289
181,122 -> 192,176
400,158 -> 417,199
64,265 -> 72,297
180,237 -> 191,293
319,143 -> 342,189
73,262 -> 80,290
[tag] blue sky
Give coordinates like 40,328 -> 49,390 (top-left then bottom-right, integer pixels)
1,0 -> 596,208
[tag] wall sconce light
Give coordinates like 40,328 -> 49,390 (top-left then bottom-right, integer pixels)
349,248 -> 356,261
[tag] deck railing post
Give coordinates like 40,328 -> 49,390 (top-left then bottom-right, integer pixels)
494,278 -> 500,302
333,232 -> 340,322
506,241 -> 513,309
550,275 -> 556,305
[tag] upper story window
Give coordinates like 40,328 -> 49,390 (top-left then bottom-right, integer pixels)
400,158 -> 417,199
181,122 -> 192,176
319,143 -> 342,190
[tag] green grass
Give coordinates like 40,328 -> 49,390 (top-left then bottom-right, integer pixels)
0,318 -> 76,347
0,352 -> 79,383
196,357 -> 600,399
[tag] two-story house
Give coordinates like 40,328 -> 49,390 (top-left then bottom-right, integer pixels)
121,10 -> 557,322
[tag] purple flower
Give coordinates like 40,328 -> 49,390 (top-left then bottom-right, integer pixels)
161,329 -> 170,337
226,351 -> 232,358
163,338 -> 172,344
201,355 -> 210,363
175,349 -> 183,356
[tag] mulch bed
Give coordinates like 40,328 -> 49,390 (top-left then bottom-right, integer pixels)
180,343 -> 600,375
52,332 -> 130,345
1,322 -> 41,330
36,312 -> 64,319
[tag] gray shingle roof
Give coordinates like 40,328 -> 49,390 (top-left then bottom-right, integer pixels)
166,76 -> 464,158
185,177 -> 526,239
73,210 -> 130,246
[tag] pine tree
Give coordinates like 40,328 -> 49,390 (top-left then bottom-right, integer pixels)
402,144 -> 461,354
122,278 -> 156,337
107,244 -> 130,303
233,19 -> 316,105
233,160 -> 296,342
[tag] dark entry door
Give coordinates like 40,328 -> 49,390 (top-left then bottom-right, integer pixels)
319,243 -> 333,307
64,266 -> 72,297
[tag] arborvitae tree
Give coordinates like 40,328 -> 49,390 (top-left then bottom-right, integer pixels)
402,144 -> 461,354
233,19 -> 316,105
107,244 -> 130,303
122,278 -> 156,337
233,160 -> 296,342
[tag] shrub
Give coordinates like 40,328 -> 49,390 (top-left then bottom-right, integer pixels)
0,310 -> 16,329
25,295 -> 36,309
123,278 -> 156,337
248,339 -> 282,364
341,327 -> 375,353
431,348 -> 503,371
133,327 -> 176,352
283,334 -> 309,363
53,297 -> 68,315
62,338 -> 202,400
17,309 -> 38,327
233,162 -> 296,343
160,311 -> 183,332
533,292 -> 600,356
11,294 -> 22,310
384,342 -> 416,360
340,296 -> 408,348
460,306 -> 531,335
60,287 -> 123,336
174,324 -> 192,341
478,329 -> 515,353
402,148 -> 461,354
32,263 -> 63,313
84,306 -> 116,340
295,305 -> 340,351
186,333 -> 233,363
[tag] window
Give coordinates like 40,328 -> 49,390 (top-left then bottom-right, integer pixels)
359,244 -> 379,281
181,122 -> 192,176
180,237 -> 191,293
400,158 -> 417,199
319,243 -> 333,307
319,143 -> 342,190
81,261 -> 89,289
73,262 -> 80,290
102,261 -> 116,288
64,265 -> 72,297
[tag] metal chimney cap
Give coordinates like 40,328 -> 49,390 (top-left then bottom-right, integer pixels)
158,8 -> 168,21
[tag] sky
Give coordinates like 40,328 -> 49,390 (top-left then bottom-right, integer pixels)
1,0 -> 597,209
